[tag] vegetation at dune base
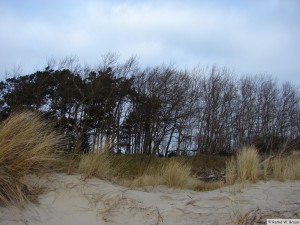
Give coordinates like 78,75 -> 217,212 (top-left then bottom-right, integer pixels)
225,146 -> 300,185
226,146 -> 260,185
0,111 -> 63,208
265,150 -> 300,181
77,145 -> 300,190
78,151 -> 201,189
0,110 -> 299,210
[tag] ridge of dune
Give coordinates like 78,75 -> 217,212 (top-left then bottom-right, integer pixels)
0,173 -> 299,225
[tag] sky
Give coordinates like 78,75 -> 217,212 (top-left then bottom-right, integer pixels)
0,0 -> 299,84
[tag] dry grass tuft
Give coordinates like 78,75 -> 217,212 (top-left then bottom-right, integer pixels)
194,181 -> 224,191
226,146 -> 300,185
79,152 -> 199,189
258,156 -> 273,180
270,155 -> 300,181
225,146 -> 259,185
236,146 -> 259,183
0,111 -> 63,207
162,159 -> 199,188
129,175 -> 164,188
228,198 -> 252,225
127,159 -> 199,189
225,158 -> 237,185
78,150 -> 112,180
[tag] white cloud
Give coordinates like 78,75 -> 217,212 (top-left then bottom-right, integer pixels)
0,0 -> 299,84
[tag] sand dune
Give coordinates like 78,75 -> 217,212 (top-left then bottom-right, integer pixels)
0,173 -> 299,225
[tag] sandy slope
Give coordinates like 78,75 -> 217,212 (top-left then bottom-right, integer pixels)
0,173 -> 299,225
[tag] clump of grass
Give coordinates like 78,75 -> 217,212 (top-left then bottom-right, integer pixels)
129,175 -> 164,188
229,200 -> 247,225
236,146 -> 259,183
127,159 -> 199,189
225,158 -> 237,185
79,152 -> 229,191
226,147 -> 300,184
262,159 -> 271,180
77,152 -> 227,190
162,159 -> 198,188
225,146 -> 259,185
272,157 -> 285,180
0,111 -> 62,207
194,181 -> 224,191
270,155 -> 300,181
78,150 -> 112,179
80,153 -> 222,190
110,154 -> 153,178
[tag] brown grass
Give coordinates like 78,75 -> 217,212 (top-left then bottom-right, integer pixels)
85,147 -> 299,190
225,146 -> 259,185
228,198 -> 255,225
225,158 -> 236,185
270,154 -> 300,181
126,159 -> 199,189
162,159 -> 199,188
128,175 -> 164,188
194,181 -> 224,191
78,150 -> 112,180
226,146 -> 300,186
0,111 -> 62,207
236,146 -> 259,183
79,151 -> 201,190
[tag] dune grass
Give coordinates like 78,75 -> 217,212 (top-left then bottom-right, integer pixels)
225,158 -> 237,185
1,110 -> 298,208
162,159 -> 199,188
269,153 -> 300,181
127,159 -> 199,189
78,150 -> 112,179
128,174 -> 164,188
226,147 -> 300,185
0,111 -> 62,207
78,145 -> 300,191
258,150 -> 300,181
225,146 -> 260,185
236,147 -> 259,183
78,151 -> 200,189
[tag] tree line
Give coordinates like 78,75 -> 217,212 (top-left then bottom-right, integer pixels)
1,55 -> 299,155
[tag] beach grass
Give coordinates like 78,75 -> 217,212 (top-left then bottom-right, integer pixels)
225,146 -> 259,185
0,111 -> 62,207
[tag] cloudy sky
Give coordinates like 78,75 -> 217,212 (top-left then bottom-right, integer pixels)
0,0 -> 299,84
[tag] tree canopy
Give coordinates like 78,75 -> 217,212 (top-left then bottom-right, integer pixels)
1,55 -> 299,155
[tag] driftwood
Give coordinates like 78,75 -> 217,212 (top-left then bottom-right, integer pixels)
258,155 -> 275,166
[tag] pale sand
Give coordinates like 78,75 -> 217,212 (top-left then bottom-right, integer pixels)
0,173 -> 299,225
